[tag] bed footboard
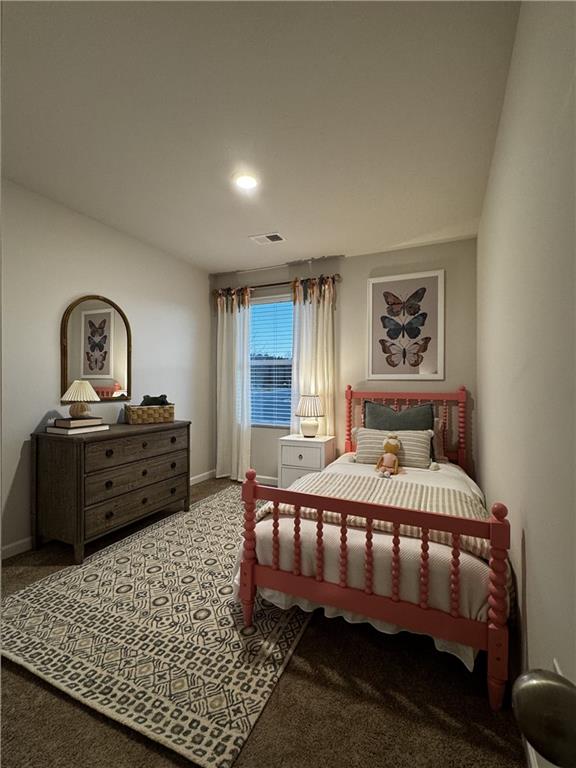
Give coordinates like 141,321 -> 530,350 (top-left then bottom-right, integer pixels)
239,469 -> 510,711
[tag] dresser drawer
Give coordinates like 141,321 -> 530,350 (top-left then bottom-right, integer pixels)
85,475 -> 188,539
85,450 -> 188,506
281,443 -> 322,470
281,466 -> 318,488
85,428 -> 188,472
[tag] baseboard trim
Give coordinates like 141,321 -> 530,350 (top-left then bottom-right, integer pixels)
256,475 -> 278,486
2,536 -> 33,560
190,469 -> 216,486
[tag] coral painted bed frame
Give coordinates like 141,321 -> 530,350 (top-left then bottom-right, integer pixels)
239,387 -> 510,710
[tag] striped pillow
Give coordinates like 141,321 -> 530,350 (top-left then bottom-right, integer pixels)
396,429 -> 434,469
354,427 -> 433,469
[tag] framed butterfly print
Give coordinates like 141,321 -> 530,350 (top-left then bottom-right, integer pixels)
367,270 -> 445,380
81,308 -> 114,379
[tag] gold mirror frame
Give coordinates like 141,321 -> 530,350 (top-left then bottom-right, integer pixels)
60,294 -> 132,402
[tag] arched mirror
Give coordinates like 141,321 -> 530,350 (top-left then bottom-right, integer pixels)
61,295 -> 132,402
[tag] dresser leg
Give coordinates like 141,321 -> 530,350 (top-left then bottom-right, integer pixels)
74,542 -> 84,564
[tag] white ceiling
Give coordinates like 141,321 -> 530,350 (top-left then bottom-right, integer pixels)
2,2 -> 518,273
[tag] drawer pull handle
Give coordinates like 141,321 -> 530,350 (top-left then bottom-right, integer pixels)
170,436 -> 177,444
298,454 -> 303,461
105,480 -> 113,489
142,441 -> 148,449
105,449 -> 114,458
105,511 -> 114,520
170,487 -> 176,495
142,497 -> 148,505
142,469 -> 148,477
171,462 -> 176,469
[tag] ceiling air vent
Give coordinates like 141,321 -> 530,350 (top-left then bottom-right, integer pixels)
249,233 -> 286,245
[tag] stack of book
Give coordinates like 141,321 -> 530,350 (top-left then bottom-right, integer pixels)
46,416 -> 109,435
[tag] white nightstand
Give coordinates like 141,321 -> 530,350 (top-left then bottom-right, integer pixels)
278,434 -> 336,489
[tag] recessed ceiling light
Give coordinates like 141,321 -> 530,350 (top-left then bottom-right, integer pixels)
234,174 -> 259,190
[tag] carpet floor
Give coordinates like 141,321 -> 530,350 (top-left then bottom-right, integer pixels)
2,478 -> 525,768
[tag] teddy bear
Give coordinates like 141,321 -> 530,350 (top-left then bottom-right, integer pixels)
376,433 -> 402,478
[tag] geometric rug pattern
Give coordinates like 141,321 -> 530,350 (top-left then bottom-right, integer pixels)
2,486 -> 309,767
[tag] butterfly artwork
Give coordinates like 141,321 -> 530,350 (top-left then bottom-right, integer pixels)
88,334 -> 108,353
88,319 -> 107,338
379,337 -> 431,368
85,350 -> 108,372
82,310 -> 113,377
383,287 -> 426,317
381,312 -> 427,340
368,271 -> 444,379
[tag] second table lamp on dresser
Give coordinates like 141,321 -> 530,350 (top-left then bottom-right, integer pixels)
61,379 -> 101,418
295,394 -> 324,438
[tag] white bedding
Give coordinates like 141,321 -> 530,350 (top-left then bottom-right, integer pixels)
233,454 -> 497,670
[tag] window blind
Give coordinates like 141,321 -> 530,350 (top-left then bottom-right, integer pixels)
250,300 -> 293,426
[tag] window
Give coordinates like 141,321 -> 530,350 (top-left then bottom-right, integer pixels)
250,300 -> 293,426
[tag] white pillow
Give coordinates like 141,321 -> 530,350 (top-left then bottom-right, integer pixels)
354,427 -> 386,464
396,429 -> 434,469
355,427 -> 433,469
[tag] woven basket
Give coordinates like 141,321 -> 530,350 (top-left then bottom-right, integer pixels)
124,404 -> 175,424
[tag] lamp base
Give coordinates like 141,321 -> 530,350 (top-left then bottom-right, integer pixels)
300,418 -> 319,438
69,402 -> 92,418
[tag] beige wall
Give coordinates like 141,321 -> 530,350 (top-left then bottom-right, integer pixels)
1,181 -> 213,556
477,0 -> 575,689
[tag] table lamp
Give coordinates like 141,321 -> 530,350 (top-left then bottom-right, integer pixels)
295,394 -> 324,438
61,380 -> 101,418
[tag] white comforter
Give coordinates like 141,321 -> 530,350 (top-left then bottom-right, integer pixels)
233,455 -> 495,670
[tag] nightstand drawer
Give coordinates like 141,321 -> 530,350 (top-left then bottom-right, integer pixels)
281,444 -> 322,469
281,466 -> 318,487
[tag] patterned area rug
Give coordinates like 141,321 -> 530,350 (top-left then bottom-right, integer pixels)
2,486 -> 309,767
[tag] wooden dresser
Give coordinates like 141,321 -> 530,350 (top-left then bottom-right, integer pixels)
31,421 -> 191,563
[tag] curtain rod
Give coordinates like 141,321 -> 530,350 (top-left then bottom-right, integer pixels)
212,273 -> 341,294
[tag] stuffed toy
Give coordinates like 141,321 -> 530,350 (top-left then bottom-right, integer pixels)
376,433 -> 402,478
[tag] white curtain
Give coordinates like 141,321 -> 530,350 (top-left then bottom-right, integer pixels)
291,277 -> 336,436
216,288 -> 251,481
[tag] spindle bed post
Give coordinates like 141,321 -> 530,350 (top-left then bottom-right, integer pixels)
345,385 -> 353,453
272,502 -> 280,570
240,469 -> 258,627
487,502 -> 510,710
339,515 -> 348,587
316,510 -> 324,582
457,386 -> 467,472
365,518 -> 374,595
419,528 -> 429,609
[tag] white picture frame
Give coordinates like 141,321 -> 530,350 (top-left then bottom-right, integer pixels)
367,269 -> 445,380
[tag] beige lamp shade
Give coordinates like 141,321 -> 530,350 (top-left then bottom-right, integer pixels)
295,395 -> 324,437
295,395 -> 324,418
62,380 -> 100,418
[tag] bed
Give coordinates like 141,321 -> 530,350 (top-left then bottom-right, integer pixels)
236,387 -> 510,710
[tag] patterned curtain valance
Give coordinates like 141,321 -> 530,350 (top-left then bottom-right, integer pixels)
214,286 -> 251,312
292,274 -> 340,306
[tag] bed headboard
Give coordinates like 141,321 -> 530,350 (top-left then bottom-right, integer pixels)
345,385 -> 469,472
